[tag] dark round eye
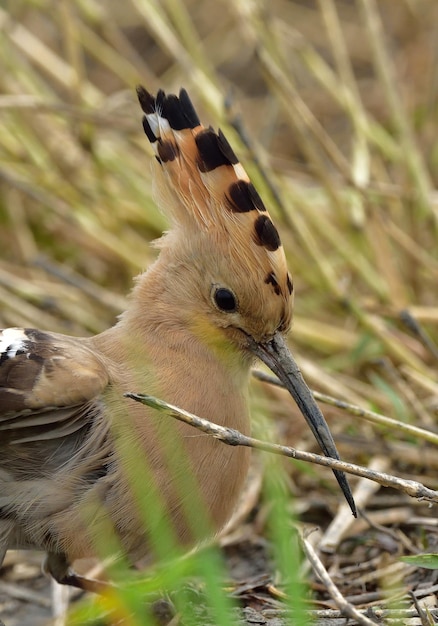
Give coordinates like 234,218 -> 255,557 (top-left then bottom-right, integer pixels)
214,287 -> 237,312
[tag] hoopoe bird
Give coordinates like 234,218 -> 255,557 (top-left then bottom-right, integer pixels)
0,87 -> 356,590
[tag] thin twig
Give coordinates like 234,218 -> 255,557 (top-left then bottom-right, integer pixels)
125,393 -> 438,504
252,369 -> 438,445
300,531 -> 379,625
408,591 -> 435,626
319,456 -> 390,553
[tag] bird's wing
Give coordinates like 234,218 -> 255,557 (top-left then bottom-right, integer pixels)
0,327 -> 109,444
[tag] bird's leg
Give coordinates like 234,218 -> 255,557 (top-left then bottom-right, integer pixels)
44,552 -> 112,594
45,552 -> 177,623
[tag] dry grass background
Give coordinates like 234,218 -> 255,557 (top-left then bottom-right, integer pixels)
0,0 -> 438,624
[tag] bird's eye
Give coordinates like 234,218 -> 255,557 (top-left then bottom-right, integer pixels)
213,287 -> 237,312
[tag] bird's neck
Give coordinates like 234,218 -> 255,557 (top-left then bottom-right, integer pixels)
93,258 -> 251,431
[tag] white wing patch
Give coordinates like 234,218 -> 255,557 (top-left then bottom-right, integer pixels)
0,328 -> 29,359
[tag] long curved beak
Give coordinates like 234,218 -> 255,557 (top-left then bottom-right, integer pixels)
247,332 -> 357,517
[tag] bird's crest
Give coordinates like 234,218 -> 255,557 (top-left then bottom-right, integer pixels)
136,86 -> 293,309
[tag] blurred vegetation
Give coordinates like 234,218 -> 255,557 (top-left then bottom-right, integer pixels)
0,0 -> 437,624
